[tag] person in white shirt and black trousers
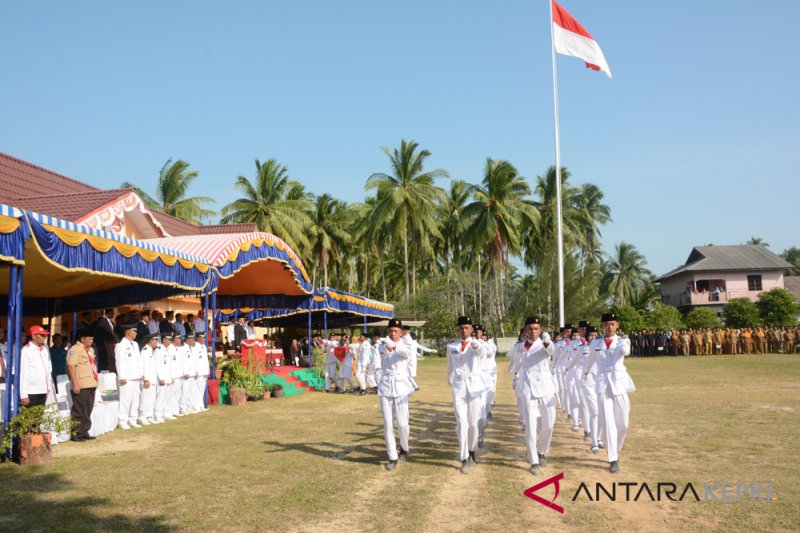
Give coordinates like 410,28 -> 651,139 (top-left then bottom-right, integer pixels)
19,325 -> 54,408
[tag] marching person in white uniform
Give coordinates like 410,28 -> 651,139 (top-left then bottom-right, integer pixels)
116,323 -> 143,430
378,319 -> 415,471
553,323 -> 573,416
401,324 -> 434,391
474,325 -> 496,448
584,312 -> 635,473
566,330 -> 584,432
339,339 -> 356,393
355,333 -> 372,395
189,334 -> 209,411
154,333 -> 173,422
447,316 -> 487,474
366,334 -> 382,393
138,333 -> 159,425
507,317 -> 556,475
566,326 -> 604,452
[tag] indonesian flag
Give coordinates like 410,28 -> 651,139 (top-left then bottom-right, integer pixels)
552,0 -> 612,78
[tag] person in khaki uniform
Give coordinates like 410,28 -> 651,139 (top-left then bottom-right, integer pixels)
741,328 -> 753,354
754,327 -> 765,354
703,329 -> 714,355
680,330 -> 691,356
713,329 -> 725,355
66,328 -> 99,441
785,328 -> 796,354
692,329 -> 704,355
773,328 -> 783,353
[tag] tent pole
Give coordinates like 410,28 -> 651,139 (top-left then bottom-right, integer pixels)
211,291 -> 217,378
72,311 -> 78,345
307,297 -> 312,369
204,289 -> 210,407
12,264 -> 24,417
363,315 -> 367,335
3,264 -> 17,458
324,310 -> 328,339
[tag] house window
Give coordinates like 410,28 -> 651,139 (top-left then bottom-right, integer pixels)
747,275 -> 762,291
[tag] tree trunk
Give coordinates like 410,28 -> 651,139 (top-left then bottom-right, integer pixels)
380,248 -> 387,302
477,254 -> 483,321
403,232 -> 410,299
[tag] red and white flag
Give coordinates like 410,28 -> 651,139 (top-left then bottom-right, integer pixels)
552,0 -> 612,78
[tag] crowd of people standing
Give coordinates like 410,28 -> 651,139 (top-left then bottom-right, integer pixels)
628,326 -> 799,356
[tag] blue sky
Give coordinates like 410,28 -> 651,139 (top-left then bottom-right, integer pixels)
1,1 -> 797,276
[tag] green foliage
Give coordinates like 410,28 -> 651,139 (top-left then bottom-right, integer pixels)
756,288 -> 799,326
217,356 -> 247,388
780,247 -> 800,275
684,307 -> 722,329
644,303 -> 684,331
610,304 -> 645,332
723,298 -> 761,328
311,346 -> 326,369
269,383 -> 284,392
1,404 -> 74,453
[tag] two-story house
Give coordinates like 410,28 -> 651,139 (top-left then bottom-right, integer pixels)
656,245 -> 793,313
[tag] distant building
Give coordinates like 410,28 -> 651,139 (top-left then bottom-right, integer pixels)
656,245 -> 794,312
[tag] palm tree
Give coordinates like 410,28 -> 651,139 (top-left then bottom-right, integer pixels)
438,180 -> 472,312
365,139 -> 448,298
600,241 -> 652,306
462,159 -> 537,328
220,159 -> 314,254
746,237 -> 770,247
781,247 -> 800,276
121,159 -> 215,224
308,194 -> 350,288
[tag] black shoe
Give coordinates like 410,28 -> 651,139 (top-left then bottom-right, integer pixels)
583,431 -> 591,441
487,412 -> 493,421
460,460 -> 471,474
538,453 -> 548,466
529,463 -> 541,475
414,386 -> 420,391
85,435 -> 97,440
609,460 -> 620,473
385,460 -> 397,472
70,435 -> 87,442
325,389 -> 330,393
398,449 -> 409,463
359,390 -> 367,396
469,451 -> 477,464
478,435 -> 485,448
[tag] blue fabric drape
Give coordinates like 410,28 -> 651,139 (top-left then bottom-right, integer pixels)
216,239 -> 312,294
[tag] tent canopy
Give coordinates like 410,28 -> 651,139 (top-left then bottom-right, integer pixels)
145,232 -> 312,296
0,207 -> 216,312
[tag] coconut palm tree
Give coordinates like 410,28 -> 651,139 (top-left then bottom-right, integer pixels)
462,159 -> 537,328
220,158 -> 314,254
365,139 -> 448,299
746,237 -> 770,247
121,159 -> 215,224
780,247 -> 800,276
600,241 -> 652,306
308,194 -> 350,288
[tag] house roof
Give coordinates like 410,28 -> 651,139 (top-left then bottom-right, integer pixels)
10,189 -> 132,222
0,152 -> 98,203
149,210 -> 257,236
784,276 -> 800,303
656,245 -> 794,281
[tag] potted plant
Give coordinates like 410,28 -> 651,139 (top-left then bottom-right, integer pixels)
219,356 -> 248,406
269,383 -> 285,399
244,369 -> 266,401
1,404 -> 74,465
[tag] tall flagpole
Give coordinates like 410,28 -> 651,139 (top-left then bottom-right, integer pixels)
549,0 -> 566,328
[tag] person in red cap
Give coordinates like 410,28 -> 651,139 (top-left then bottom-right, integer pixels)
19,325 -> 53,408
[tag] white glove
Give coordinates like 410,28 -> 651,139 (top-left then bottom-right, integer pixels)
541,332 -> 551,344
470,339 -> 481,350
384,339 -> 396,349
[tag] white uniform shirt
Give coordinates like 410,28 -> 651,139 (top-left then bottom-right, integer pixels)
446,338 -> 487,397
323,340 -> 339,365
19,342 -> 52,398
357,340 -> 372,366
507,337 -> 556,400
377,339 -> 414,398
140,344 -> 158,382
115,338 -> 143,381
191,343 -> 209,377
156,344 -> 172,383
226,324 -> 235,344
178,344 -> 194,376
586,335 -> 635,396
168,344 -> 183,380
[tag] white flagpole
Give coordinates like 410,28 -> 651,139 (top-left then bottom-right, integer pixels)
549,0 -> 566,328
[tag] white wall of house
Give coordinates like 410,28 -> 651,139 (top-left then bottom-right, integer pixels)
661,270 -> 784,307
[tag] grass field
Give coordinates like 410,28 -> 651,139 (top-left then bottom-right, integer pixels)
2,354 -> 798,532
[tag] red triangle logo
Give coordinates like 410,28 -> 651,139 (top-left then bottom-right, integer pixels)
523,472 -> 564,513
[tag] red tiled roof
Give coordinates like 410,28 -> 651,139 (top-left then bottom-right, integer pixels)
0,152 -> 99,204
198,223 -> 258,234
11,189 -> 131,222
149,211 -> 258,236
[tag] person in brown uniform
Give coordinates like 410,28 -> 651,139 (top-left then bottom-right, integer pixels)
773,328 -> 784,353
754,327 -> 765,354
680,330 -> 691,356
713,328 -> 725,355
670,330 -> 680,355
785,327 -> 796,354
66,328 -> 99,441
692,329 -> 704,355
741,328 -> 753,354
704,329 -> 714,355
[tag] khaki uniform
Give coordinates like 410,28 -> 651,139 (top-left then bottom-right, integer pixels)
66,343 -> 99,439
680,333 -> 691,356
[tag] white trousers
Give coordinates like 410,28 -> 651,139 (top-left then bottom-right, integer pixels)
580,374 -> 600,445
324,363 -> 337,390
356,363 -> 367,390
598,388 -> 630,462
138,382 -> 157,422
118,379 -> 141,426
453,388 -> 482,461
522,394 -> 556,464
380,394 -> 410,461
366,366 -> 379,388
181,377 -> 195,413
155,381 -> 170,420
195,376 -> 208,411
338,364 -> 353,390
513,378 -> 527,425
567,370 -> 582,424
170,378 -> 182,416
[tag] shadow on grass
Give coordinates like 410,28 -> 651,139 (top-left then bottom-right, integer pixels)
0,468 -> 172,532
262,399 -> 541,472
